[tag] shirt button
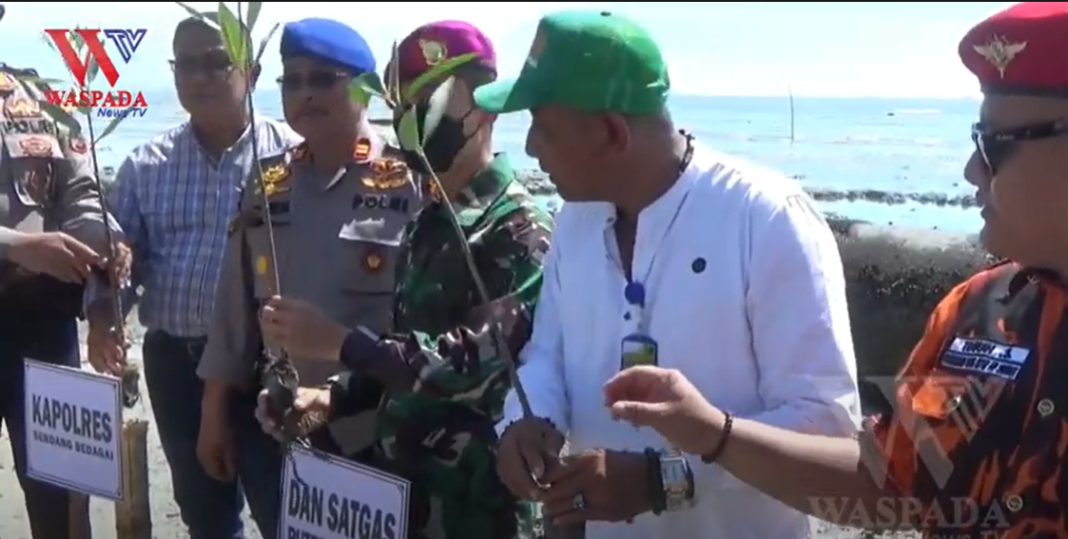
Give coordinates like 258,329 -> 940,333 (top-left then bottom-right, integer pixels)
944,395 -> 962,413
1037,398 -> 1055,417
1004,494 -> 1023,513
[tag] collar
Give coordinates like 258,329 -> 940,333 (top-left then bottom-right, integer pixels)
1008,263 -> 1068,295
595,144 -> 701,229
290,136 -> 382,191
182,114 -> 267,156
443,153 -> 516,227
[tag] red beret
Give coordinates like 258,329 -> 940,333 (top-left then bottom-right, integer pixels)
958,2 -> 1068,97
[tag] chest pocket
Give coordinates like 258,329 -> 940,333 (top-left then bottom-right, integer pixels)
243,195 -> 292,300
337,210 -> 408,294
909,369 -> 1007,465
3,133 -> 61,210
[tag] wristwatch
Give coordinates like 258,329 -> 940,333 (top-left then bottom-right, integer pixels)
658,448 -> 696,512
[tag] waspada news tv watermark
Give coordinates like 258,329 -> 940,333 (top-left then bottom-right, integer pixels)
43,28 -> 148,119
808,495 -> 1013,539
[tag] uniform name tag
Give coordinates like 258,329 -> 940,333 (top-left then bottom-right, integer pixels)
939,336 -> 1030,380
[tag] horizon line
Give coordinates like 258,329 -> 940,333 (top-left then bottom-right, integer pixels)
128,86 -> 981,102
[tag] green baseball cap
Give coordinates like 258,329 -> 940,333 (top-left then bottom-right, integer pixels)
473,10 -> 669,115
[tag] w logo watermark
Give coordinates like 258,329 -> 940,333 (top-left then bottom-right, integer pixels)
801,372 -> 1012,535
864,373 -> 1005,488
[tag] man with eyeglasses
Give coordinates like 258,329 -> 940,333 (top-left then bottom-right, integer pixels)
598,4 -> 1068,539
196,16 -> 420,530
106,12 -> 301,539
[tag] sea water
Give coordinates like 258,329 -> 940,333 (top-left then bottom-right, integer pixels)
95,90 -> 983,233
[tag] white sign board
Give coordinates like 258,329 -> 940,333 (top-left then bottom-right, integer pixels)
279,443 -> 410,539
23,359 -> 124,501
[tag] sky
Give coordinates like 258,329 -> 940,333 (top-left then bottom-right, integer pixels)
0,1 -> 1017,99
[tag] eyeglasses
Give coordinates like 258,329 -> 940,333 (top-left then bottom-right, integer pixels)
971,119 -> 1068,175
276,71 -> 350,92
169,54 -> 234,77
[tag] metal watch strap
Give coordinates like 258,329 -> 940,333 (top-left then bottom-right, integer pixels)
659,449 -> 696,512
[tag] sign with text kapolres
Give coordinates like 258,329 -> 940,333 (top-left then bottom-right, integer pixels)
23,359 -> 124,500
280,443 -> 410,539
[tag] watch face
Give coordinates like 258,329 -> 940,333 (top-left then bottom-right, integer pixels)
660,455 -> 696,511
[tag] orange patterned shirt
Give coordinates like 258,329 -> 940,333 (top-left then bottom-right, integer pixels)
870,261 -> 1068,539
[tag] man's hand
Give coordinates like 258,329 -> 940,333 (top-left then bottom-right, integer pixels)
260,296 -> 348,360
7,232 -> 101,284
254,386 -> 332,441
86,324 -> 126,376
107,241 -> 132,287
496,417 -> 565,501
197,402 -> 235,482
602,366 -> 724,455
540,449 -> 652,526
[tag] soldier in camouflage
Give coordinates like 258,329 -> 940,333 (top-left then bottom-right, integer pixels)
255,21 -> 553,539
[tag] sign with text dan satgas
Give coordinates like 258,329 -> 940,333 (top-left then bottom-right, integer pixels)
23,359 -> 124,500
279,443 -> 410,539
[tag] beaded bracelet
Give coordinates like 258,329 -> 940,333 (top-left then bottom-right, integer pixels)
700,411 -> 733,464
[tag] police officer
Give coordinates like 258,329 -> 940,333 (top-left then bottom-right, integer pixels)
195,14 -> 420,521
0,4 -> 128,537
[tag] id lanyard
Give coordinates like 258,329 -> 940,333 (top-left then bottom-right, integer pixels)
619,132 -> 695,371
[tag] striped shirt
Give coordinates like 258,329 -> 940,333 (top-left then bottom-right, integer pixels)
109,117 -> 302,337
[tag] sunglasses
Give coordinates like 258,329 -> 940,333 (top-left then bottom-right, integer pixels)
169,53 -> 234,77
276,71 -> 350,92
971,119 -> 1068,175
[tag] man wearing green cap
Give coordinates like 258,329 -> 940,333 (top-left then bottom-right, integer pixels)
483,11 -> 859,539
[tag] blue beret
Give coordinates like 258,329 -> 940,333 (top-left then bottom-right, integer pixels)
280,18 -> 375,75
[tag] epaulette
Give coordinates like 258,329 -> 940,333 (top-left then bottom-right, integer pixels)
0,64 -> 40,78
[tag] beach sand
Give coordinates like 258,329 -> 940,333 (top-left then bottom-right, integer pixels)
0,320 -> 909,539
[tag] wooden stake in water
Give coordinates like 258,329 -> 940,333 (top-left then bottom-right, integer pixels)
788,84 -> 796,145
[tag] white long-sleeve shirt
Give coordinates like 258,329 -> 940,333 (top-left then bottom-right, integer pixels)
497,145 -> 862,539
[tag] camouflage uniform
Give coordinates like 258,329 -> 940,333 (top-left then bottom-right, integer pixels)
329,153 -> 553,539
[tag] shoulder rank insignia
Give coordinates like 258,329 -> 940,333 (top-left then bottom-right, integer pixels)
259,164 -> 291,197
0,72 -> 15,93
19,136 -> 53,157
419,40 -> 447,66
5,97 -> 41,118
973,35 -> 1027,79
362,158 -> 410,190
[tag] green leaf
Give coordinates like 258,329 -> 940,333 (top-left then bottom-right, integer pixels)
38,102 -> 83,138
246,1 -> 262,34
174,1 -> 219,28
254,22 -> 280,66
422,76 -> 456,146
397,108 -> 421,152
14,74 -> 66,87
348,72 -> 386,107
85,56 -> 100,87
69,27 -> 86,55
387,41 -> 402,106
217,2 -> 247,68
39,32 -> 58,52
95,111 -> 129,143
404,53 -> 478,103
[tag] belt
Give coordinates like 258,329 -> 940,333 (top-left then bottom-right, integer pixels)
148,330 -> 208,362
